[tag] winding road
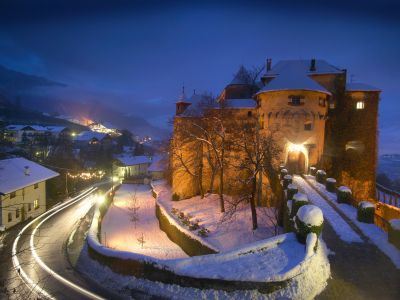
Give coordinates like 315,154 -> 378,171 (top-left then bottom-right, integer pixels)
7,186 -> 122,300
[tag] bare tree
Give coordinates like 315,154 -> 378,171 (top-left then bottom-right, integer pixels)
127,190 -> 140,228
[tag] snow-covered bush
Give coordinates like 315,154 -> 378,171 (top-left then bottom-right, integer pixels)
172,193 -> 180,201
325,178 -> 336,192
316,170 -> 326,183
388,219 -> 400,250
309,166 -> 317,176
287,184 -> 298,200
280,168 -> 288,179
295,205 -> 324,244
291,193 -> 309,218
357,201 -> 375,224
337,186 -> 352,204
283,174 -> 292,189
284,200 -> 294,232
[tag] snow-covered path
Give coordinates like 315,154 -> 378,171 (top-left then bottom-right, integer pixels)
294,175 -> 400,300
101,184 -> 188,259
293,176 -> 362,243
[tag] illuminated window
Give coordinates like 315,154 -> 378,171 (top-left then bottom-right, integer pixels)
356,101 -> 365,109
34,199 -> 39,210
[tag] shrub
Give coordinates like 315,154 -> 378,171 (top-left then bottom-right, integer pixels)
316,170 -> 326,183
337,186 -> 352,204
171,207 -> 179,215
172,193 -> 180,201
198,227 -> 210,237
357,201 -> 375,223
283,175 -> 292,189
291,193 -> 309,217
295,205 -> 324,244
325,178 -> 336,192
284,200 -> 294,233
189,221 -> 200,231
388,219 -> 400,250
280,168 -> 288,180
309,166 -> 317,176
287,184 -> 298,200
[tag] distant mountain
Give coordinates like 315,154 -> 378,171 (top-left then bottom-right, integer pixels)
378,154 -> 400,181
0,65 -> 65,95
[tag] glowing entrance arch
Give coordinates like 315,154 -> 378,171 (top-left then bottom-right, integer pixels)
285,143 -> 309,174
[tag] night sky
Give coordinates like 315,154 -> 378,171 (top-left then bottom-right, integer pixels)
0,0 -> 399,152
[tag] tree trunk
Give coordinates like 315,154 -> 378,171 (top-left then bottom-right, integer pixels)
219,145 -> 225,212
250,175 -> 258,230
209,168 -> 216,193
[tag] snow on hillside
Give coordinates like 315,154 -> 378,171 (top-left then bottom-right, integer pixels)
378,154 -> 400,181
100,184 -> 188,259
153,180 -> 283,252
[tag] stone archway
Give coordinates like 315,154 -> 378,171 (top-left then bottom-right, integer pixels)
287,151 -> 306,175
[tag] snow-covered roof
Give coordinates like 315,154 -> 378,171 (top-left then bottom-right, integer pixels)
257,60 -> 342,96
346,82 -> 380,92
46,126 -> 67,133
221,98 -> 257,109
265,60 -> 343,76
148,156 -> 167,172
229,65 -> 252,85
5,125 -> 48,131
114,155 -> 152,166
0,157 -> 59,194
74,131 -> 109,142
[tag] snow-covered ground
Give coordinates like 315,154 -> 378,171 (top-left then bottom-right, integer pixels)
293,176 -> 363,243
303,175 -> 400,269
152,180 -> 283,252
100,184 -> 188,259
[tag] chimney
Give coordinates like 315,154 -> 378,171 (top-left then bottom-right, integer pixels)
266,58 -> 272,72
24,166 -> 30,176
310,58 -> 316,72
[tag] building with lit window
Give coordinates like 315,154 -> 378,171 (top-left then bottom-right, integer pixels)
0,157 -> 59,229
171,59 -> 380,202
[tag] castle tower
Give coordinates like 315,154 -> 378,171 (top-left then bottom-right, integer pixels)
175,86 -> 191,115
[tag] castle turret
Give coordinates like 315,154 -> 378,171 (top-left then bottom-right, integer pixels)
175,86 -> 191,115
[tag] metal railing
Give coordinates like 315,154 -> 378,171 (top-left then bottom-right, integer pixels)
376,183 -> 400,208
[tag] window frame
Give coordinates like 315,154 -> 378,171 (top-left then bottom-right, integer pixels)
356,101 -> 365,110
34,183 -> 39,189
10,191 -> 16,198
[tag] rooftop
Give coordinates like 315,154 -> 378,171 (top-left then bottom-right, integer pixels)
74,131 -> 109,142
346,82 -> 381,92
0,157 -> 59,194
114,155 -> 152,166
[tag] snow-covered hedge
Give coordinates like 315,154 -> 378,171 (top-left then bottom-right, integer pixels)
388,219 -> 400,250
280,168 -> 288,180
357,201 -> 375,224
325,178 -> 336,192
291,192 -> 309,218
309,166 -> 317,176
283,174 -> 292,189
337,186 -> 352,204
295,205 -> 324,244
316,170 -> 326,184
287,184 -> 298,200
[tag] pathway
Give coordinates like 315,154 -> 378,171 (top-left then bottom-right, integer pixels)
293,176 -> 400,300
100,184 -> 188,259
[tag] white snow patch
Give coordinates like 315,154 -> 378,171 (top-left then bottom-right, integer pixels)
316,170 -> 326,175
293,192 -> 308,202
287,200 -> 293,215
338,186 -> 352,193
284,174 -> 292,180
358,201 -> 375,209
389,219 -> 400,231
326,178 -> 336,183
287,183 -> 298,190
297,205 -> 324,226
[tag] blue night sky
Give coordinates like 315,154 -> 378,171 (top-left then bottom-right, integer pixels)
0,0 -> 399,153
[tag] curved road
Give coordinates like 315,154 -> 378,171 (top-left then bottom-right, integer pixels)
9,187 -> 123,300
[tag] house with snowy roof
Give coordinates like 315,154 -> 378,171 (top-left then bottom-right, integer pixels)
148,155 -> 167,180
113,154 -> 152,179
172,58 -> 380,202
0,157 -> 59,229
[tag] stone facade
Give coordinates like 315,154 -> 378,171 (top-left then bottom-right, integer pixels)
171,59 -> 380,204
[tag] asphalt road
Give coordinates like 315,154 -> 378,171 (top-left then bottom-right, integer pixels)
5,186 -> 122,300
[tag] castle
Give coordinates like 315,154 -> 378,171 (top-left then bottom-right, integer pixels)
171,59 -> 380,205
